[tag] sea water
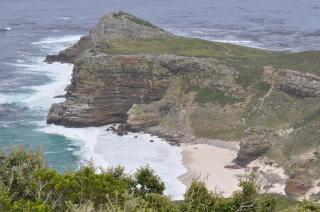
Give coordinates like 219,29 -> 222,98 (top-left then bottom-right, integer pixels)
0,33 -> 187,198
1,0 -> 320,199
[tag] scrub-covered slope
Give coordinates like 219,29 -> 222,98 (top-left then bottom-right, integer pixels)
46,12 -> 320,198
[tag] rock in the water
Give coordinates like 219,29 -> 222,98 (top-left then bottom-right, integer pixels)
114,124 -> 128,136
53,95 -> 65,98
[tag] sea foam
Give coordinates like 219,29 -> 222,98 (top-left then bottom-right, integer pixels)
32,35 -> 82,45
39,124 -> 187,199
0,27 -> 11,32
30,35 -> 187,199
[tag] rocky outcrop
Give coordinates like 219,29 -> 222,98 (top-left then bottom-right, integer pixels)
264,67 -> 320,98
46,12 -> 320,199
47,11 -> 238,127
127,105 -> 159,130
47,55 -> 170,126
89,12 -> 171,45
46,36 -> 91,64
47,52 -> 235,127
285,170 -> 313,198
279,70 -> 320,97
46,12 -> 172,64
234,141 -> 270,167
233,128 -> 272,167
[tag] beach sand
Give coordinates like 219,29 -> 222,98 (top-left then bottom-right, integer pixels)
179,143 -> 287,197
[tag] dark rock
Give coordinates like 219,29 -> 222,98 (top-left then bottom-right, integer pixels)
225,164 -> 243,169
114,124 -> 128,136
233,140 -> 270,167
265,161 -> 274,166
264,67 -> 320,98
285,170 -> 313,198
45,35 -> 91,64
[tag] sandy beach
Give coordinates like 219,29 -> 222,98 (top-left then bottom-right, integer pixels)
179,142 -> 287,197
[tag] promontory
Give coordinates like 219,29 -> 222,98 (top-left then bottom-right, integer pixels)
46,12 -> 320,199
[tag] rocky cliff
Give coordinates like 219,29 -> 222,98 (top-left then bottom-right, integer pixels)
47,12 -> 320,199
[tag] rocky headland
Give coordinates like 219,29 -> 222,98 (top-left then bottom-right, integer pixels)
46,12 -> 320,199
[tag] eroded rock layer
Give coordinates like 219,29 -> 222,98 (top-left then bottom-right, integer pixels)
47,11 -> 320,198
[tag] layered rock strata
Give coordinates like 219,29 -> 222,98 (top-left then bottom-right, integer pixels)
46,11 -> 320,198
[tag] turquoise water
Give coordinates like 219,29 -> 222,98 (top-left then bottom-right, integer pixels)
0,36 -> 82,171
0,121 -> 80,171
0,35 -> 187,199
1,0 -> 320,199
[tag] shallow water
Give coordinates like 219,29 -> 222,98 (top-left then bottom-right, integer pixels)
0,0 -> 319,199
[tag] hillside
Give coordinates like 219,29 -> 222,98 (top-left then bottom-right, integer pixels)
0,148 -> 319,211
46,12 -> 320,199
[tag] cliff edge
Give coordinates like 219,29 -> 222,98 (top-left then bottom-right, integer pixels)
46,12 -> 320,199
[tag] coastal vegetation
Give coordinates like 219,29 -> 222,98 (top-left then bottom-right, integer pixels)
100,36 -> 320,88
0,147 -> 319,211
46,11 -> 320,200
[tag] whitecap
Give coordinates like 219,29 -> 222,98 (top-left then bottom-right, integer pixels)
21,61 -> 73,109
32,35 -> 82,45
6,35 -> 80,108
31,35 -> 82,54
29,34 -> 187,199
0,27 -> 11,32
38,124 -> 187,199
0,93 -> 30,104
168,27 -> 277,50
56,17 -> 72,20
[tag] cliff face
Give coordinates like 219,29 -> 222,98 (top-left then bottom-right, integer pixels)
47,12 -> 320,198
48,55 -> 169,126
48,54 -> 233,126
47,12 -> 172,126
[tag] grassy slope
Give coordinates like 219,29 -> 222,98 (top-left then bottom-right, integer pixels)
96,35 -> 320,178
101,36 -> 320,88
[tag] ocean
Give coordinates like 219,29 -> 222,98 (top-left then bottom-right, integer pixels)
1,0 -> 320,199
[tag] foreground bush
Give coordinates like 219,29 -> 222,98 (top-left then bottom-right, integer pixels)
0,147 -> 319,211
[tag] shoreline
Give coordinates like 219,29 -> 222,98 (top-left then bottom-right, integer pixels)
178,143 -> 244,197
179,142 -> 288,197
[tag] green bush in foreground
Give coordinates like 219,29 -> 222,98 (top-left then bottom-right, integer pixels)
0,147 -> 319,211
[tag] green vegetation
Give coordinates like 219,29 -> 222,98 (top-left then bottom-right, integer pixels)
255,81 -> 271,96
102,36 -> 268,58
112,11 -> 159,29
189,86 -> 239,105
0,147 -> 319,211
93,21 -> 320,179
193,127 -> 244,141
100,37 -> 320,88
